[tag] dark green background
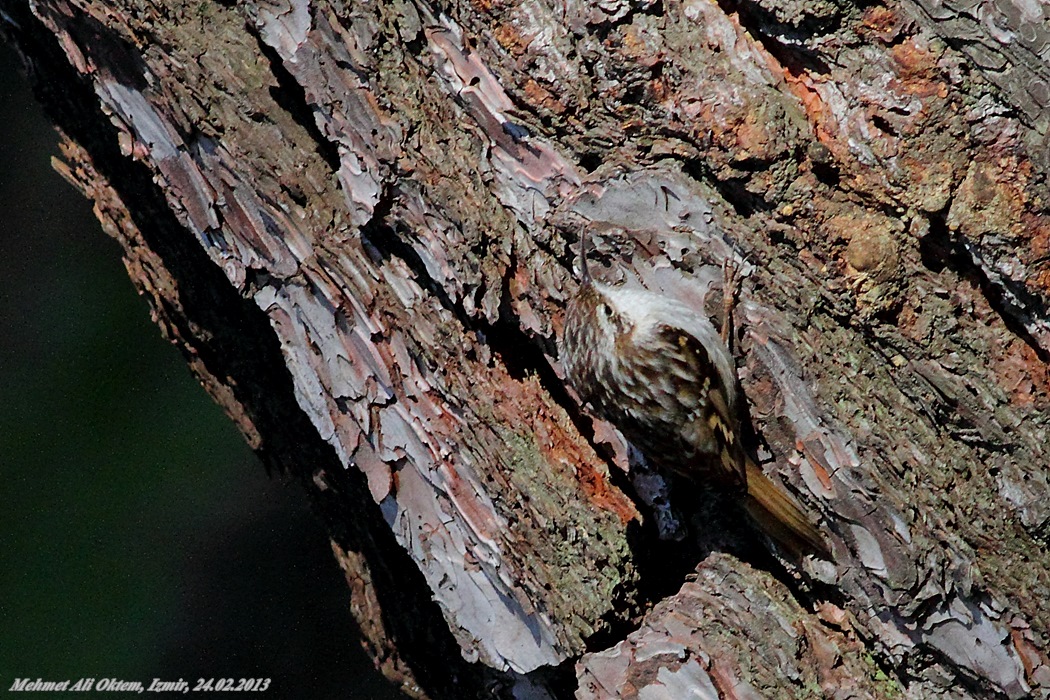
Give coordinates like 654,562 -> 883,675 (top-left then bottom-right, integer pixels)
0,41 -> 399,699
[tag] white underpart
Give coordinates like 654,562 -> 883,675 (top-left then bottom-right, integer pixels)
598,282 -> 739,408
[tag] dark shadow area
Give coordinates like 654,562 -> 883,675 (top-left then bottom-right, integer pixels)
0,31 -> 400,700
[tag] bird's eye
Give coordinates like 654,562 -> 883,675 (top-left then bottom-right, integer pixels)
598,304 -> 611,318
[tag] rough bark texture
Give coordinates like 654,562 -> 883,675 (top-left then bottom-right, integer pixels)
5,0 -> 1050,697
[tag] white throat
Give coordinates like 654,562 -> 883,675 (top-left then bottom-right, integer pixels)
597,281 -> 738,402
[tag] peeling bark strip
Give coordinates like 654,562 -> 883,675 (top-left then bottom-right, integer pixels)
577,555 -> 901,699
901,0 -> 1050,138
6,0 -> 1050,697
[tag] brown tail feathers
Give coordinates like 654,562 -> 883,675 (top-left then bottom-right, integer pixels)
744,460 -> 829,558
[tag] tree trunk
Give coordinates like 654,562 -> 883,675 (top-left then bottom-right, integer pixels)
5,0 -> 1050,697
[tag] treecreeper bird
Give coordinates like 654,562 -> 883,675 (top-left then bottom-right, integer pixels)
559,234 -> 827,557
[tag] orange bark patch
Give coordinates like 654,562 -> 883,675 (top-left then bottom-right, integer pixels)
734,112 -> 776,160
992,340 -> 1050,408
782,71 -> 835,147
889,40 -> 947,98
620,24 -> 662,67
1024,214 -> 1050,295
502,374 -> 640,525
523,79 -> 566,114
648,76 -> 671,104
533,413 -> 640,525
1030,215 -> 1050,265
493,22 -> 530,55
573,458 -> 638,524
861,6 -> 904,42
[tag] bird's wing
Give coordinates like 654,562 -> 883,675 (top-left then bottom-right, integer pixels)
655,323 -> 748,488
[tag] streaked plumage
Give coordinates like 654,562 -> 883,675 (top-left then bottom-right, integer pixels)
562,281 -> 745,488
559,246 -> 826,556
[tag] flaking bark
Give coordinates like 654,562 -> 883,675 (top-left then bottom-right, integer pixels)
5,0 -> 1050,697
